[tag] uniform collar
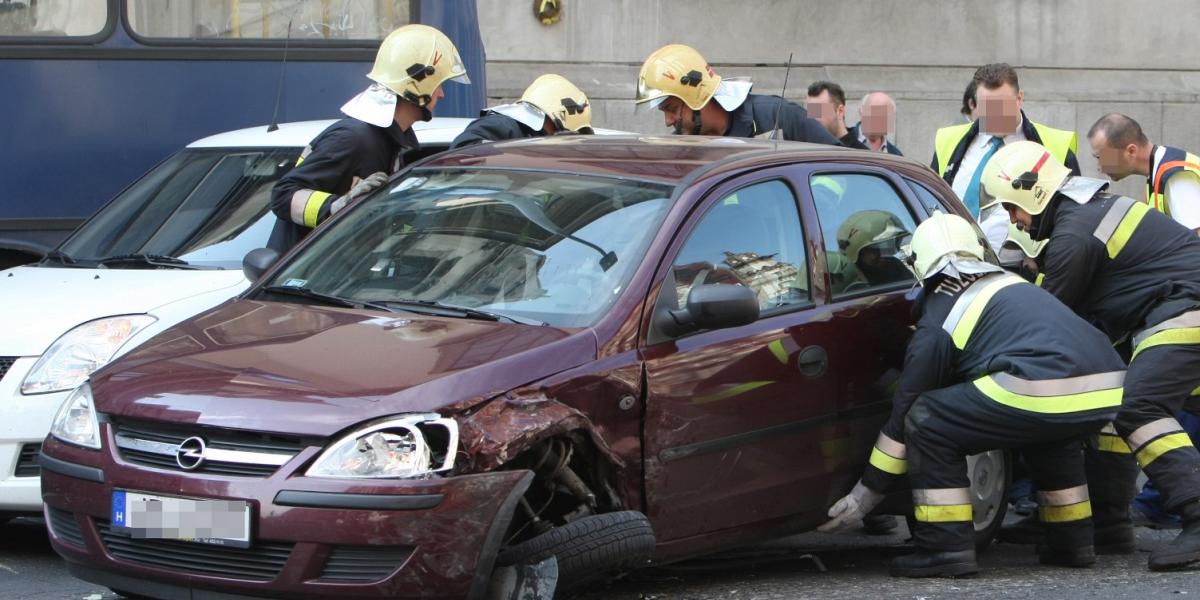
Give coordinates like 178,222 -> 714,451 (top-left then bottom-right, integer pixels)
724,93 -> 759,137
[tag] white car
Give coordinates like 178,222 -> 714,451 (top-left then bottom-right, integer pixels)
0,117 -> 473,518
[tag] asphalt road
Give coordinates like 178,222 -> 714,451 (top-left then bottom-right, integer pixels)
2,515 -> 1198,600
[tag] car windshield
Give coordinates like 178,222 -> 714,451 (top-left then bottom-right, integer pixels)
55,147 -> 300,269
260,168 -> 675,328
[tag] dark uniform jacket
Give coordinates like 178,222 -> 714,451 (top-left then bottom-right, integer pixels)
838,130 -> 870,150
846,123 -> 903,155
725,94 -> 842,145
862,272 -> 1125,491
1036,191 -> 1200,342
269,118 -> 417,252
450,112 -> 541,149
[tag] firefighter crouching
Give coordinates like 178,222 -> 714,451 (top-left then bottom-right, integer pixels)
820,212 -> 1126,577
982,140 -> 1200,571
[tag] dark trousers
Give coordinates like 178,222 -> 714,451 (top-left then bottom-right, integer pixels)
905,382 -> 1112,552
1113,343 -> 1200,512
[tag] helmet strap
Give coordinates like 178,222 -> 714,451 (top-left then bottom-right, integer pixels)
691,107 -> 703,135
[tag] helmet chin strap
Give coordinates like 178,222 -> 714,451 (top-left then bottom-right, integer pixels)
691,107 -> 703,135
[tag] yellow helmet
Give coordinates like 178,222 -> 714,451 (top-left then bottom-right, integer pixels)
1002,223 -> 1047,258
909,212 -> 986,280
980,140 -> 1071,216
635,44 -> 721,111
521,74 -> 594,134
837,210 -> 910,264
368,25 -> 470,113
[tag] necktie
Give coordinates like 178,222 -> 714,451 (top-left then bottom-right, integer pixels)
964,137 -> 1005,219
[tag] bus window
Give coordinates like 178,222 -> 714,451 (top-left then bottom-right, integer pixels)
127,0 -> 413,41
0,0 -> 108,37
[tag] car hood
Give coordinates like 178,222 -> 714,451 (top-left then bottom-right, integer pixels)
92,299 -> 596,438
0,266 -> 247,356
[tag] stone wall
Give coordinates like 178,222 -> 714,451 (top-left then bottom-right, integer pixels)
477,0 -> 1200,197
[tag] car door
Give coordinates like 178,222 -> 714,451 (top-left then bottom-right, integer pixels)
641,169 -> 851,545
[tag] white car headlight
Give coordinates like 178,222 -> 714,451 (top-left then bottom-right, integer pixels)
49,383 -> 101,449
306,415 -> 458,479
22,315 -> 157,395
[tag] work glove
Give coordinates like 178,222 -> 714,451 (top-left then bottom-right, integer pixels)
330,171 -> 388,215
817,480 -> 885,532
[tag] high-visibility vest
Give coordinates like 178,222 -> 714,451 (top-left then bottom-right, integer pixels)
933,122 -> 1078,178
1146,145 -> 1200,217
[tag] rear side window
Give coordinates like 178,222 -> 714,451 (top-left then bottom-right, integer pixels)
811,173 -> 918,298
669,179 -> 809,313
906,179 -> 952,216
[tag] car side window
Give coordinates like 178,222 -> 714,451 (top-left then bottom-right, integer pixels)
669,179 -> 809,313
905,179 -> 949,216
811,173 -> 918,298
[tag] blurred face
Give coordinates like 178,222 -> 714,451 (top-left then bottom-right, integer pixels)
860,94 -> 895,138
805,90 -> 846,136
1004,203 -> 1034,231
976,82 -> 1024,136
1088,131 -> 1138,181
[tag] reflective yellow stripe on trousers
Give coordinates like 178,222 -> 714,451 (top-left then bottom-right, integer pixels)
1131,309 -> 1200,360
913,488 -> 973,523
1037,485 -> 1092,522
1127,417 -> 1194,467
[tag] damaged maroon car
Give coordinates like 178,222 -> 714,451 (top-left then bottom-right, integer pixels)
39,135 -> 997,599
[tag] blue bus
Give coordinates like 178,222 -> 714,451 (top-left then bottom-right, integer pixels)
0,0 -> 484,267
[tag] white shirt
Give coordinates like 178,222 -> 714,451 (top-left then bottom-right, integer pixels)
1152,145 -> 1200,231
950,119 -> 1028,253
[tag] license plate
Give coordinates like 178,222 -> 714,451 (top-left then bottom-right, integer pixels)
112,490 -> 251,548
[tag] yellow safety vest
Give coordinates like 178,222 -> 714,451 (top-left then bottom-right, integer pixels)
1147,146 -> 1200,217
933,122 -> 1078,178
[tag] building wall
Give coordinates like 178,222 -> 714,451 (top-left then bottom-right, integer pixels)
478,0 -> 1200,197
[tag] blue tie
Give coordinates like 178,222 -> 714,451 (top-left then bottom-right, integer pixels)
964,137 -> 1005,219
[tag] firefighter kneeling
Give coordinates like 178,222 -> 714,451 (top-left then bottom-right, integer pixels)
819,212 -> 1126,577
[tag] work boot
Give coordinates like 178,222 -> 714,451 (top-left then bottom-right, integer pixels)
1094,521 -> 1136,555
1038,544 -> 1096,568
890,549 -> 978,578
997,514 -> 1042,544
1149,500 -> 1200,571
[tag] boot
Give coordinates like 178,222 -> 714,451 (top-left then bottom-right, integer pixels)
1149,500 -> 1200,571
890,549 -> 978,578
1038,544 -> 1096,568
997,514 -> 1042,544
1094,520 -> 1136,555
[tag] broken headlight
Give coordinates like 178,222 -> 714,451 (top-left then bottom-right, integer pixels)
306,414 -> 458,479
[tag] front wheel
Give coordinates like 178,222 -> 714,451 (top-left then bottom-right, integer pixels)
905,449 -> 1010,552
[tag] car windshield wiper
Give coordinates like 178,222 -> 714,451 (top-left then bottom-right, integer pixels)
97,253 -> 204,270
261,285 -> 396,313
40,250 -> 92,268
378,299 -> 546,325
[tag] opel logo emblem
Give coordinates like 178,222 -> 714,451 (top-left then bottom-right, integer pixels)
175,436 -> 207,471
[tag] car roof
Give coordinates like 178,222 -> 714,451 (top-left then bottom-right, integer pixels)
417,134 -> 907,184
187,117 -> 478,149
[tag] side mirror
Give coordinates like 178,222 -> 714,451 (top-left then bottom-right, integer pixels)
242,247 -> 280,281
656,284 -> 760,338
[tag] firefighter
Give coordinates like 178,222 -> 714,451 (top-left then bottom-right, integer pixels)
634,44 -> 840,144
981,140 -> 1200,571
820,212 -> 1126,577
835,210 -> 914,289
269,24 -> 469,252
450,74 -> 593,149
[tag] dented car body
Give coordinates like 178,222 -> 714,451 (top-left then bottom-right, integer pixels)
40,136 -> 976,599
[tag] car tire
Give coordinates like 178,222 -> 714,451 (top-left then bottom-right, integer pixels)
904,449 -> 1011,552
495,511 -> 655,592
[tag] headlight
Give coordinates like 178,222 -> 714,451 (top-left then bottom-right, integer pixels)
306,414 -> 458,479
22,315 -> 156,395
49,383 -> 101,449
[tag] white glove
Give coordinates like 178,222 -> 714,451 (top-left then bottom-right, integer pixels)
817,480 -> 885,532
330,171 -> 388,215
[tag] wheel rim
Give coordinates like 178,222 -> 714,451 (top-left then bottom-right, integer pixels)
967,450 -> 1005,531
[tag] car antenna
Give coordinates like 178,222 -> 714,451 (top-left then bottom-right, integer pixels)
266,18 -> 293,132
770,52 -> 794,145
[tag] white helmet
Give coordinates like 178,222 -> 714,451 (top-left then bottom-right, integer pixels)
909,212 -> 989,280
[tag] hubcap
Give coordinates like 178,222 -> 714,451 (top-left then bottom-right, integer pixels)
967,450 -> 1006,531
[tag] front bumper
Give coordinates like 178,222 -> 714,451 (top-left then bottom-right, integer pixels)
40,430 -> 533,600
0,357 -> 62,512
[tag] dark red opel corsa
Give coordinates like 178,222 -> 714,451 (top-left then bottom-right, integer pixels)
39,136 -> 1003,599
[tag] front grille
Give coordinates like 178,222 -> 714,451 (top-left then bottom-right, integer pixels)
319,545 -> 413,582
0,357 -> 15,382
111,419 -> 305,477
15,444 -> 42,475
47,507 -> 85,548
15,443 -> 41,477
97,520 -> 294,581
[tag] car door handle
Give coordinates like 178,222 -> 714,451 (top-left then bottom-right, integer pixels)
797,345 -> 828,378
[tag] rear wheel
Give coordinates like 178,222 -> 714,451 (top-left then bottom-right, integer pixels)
496,511 -> 655,593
